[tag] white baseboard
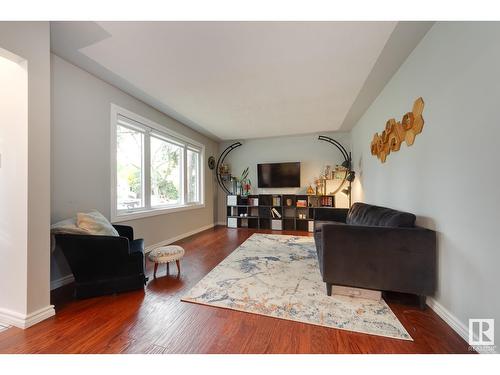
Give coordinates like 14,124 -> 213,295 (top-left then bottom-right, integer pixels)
0,305 -> 55,329
427,297 -> 469,341
144,223 -> 217,253
50,274 -> 75,290
427,297 -> 497,354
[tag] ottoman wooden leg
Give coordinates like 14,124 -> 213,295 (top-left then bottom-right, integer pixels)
167,262 -> 169,275
153,263 -> 158,279
176,259 -> 181,276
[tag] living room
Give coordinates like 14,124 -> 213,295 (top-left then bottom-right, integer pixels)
1,1 -> 499,372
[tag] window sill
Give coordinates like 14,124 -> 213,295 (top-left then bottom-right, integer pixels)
111,203 -> 205,223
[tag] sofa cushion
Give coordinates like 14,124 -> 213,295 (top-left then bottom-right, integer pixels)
346,202 -> 416,228
313,208 -> 349,222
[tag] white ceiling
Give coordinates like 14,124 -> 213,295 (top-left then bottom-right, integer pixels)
50,21 -> 432,141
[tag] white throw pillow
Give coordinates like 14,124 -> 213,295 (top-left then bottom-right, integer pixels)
76,211 -> 119,237
50,217 -> 91,253
51,217 -> 91,235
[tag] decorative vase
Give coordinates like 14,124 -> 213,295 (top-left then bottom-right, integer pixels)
241,179 -> 251,196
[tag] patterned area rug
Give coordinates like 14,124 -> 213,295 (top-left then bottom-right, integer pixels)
0,323 -> 10,333
182,234 -> 412,341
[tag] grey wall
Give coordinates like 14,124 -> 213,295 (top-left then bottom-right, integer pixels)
351,22 -> 500,345
217,132 -> 351,223
51,54 -> 219,283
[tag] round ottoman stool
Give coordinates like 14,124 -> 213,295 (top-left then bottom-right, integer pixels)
148,245 -> 185,278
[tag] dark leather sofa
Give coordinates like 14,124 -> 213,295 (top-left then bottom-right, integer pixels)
314,202 -> 436,309
55,225 -> 147,299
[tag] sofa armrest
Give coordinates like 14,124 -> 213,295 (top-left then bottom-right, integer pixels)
113,225 -> 134,241
319,223 -> 436,294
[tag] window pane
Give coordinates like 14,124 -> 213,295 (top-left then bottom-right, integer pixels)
151,136 -> 182,206
187,149 -> 200,203
116,125 -> 143,210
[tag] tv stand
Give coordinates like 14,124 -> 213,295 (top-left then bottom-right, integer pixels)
226,194 -> 342,232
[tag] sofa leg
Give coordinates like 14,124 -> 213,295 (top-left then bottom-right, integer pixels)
326,283 -> 332,296
419,295 -> 427,310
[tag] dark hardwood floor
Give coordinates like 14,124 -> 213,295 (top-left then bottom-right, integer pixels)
0,226 -> 472,354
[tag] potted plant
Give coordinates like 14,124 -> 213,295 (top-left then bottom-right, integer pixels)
233,167 -> 250,196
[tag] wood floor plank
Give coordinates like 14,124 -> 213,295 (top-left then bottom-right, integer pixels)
0,226 -> 472,354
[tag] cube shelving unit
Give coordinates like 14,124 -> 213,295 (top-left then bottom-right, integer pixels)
226,194 -> 339,232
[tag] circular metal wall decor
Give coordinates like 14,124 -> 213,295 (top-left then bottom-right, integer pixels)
216,142 -> 242,194
208,156 -> 216,170
318,135 -> 355,207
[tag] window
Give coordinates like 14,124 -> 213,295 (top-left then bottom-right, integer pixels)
116,125 -> 144,210
111,105 -> 204,221
151,134 -> 183,207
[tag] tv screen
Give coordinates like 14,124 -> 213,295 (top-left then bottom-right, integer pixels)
257,162 -> 301,188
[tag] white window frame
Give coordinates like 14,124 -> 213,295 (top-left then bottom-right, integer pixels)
186,146 -> 202,204
111,104 -> 205,223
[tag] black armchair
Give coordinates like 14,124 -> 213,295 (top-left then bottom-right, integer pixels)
55,225 -> 147,299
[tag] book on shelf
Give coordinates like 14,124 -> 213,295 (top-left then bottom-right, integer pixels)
296,199 -> 307,208
271,207 -> 282,218
249,197 -> 259,206
320,196 -> 333,207
272,196 -> 281,206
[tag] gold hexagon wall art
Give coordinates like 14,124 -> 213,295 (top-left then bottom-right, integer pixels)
370,97 -> 425,163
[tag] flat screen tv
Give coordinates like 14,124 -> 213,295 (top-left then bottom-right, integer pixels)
257,162 -> 300,188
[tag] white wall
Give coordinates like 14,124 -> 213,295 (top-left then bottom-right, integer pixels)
0,52 -> 28,317
351,22 -> 500,346
0,22 -> 53,328
217,132 -> 351,222
51,54 -> 219,283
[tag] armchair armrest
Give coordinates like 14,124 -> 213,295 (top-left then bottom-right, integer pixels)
319,223 -> 436,295
113,225 -> 134,241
